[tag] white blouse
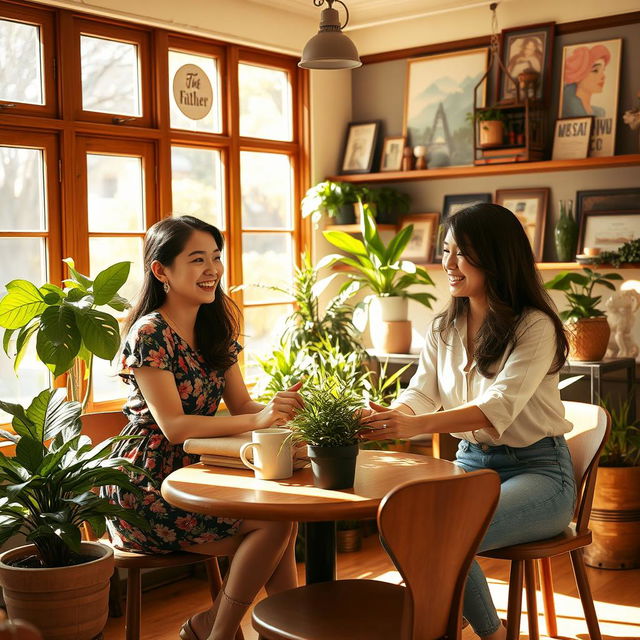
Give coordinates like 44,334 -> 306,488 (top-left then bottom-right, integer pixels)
396,309 -> 572,447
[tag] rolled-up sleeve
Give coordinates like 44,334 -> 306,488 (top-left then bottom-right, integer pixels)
475,314 -> 557,437
395,324 -> 441,414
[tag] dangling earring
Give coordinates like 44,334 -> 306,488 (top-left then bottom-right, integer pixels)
163,281 -> 170,294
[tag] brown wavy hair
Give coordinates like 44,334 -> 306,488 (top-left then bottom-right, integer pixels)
435,203 -> 568,378
124,216 -> 241,371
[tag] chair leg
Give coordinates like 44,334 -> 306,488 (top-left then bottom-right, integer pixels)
524,560 -> 539,640
570,548 -> 602,640
506,560 -> 524,640
108,569 -> 124,618
125,568 -> 141,640
537,557 -> 558,638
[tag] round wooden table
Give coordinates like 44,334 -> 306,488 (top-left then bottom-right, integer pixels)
162,449 -> 462,583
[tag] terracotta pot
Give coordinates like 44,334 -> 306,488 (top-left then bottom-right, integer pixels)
584,466 -> 640,569
0,542 -> 114,640
566,317 -> 610,361
370,320 -> 412,354
337,528 -> 362,553
479,120 -> 504,147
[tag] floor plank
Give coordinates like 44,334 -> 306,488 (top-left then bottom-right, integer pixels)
103,534 -> 640,640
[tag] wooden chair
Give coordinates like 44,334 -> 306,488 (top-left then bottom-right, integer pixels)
478,400 -> 611,640
81,411 -> 244,640
252,469 -> 500,640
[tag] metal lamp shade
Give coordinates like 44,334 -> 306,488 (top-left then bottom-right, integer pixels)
299,31 -> 361,69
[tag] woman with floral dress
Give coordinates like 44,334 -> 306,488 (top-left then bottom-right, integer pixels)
103,215 -> 303,640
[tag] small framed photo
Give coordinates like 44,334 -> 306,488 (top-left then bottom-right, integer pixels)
577,188 -> 640,217
380,136 -> 405,172
340,121 -> 380,174
495,188 -> 549,261
552,117 -> 593,160
399,213 -> 440,263
498,22 -> 555,103
578,210 -> 640,255
433,193 -> 492,260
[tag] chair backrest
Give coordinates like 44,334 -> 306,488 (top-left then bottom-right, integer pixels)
377,469 -> 500,640
80,410 -> 128,443
562,400 -> 611,533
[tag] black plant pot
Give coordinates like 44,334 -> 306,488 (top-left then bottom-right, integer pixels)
334,204 -> 356,225
307,443 -> 359,490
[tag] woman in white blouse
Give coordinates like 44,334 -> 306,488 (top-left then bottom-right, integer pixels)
361,203 -> 576,640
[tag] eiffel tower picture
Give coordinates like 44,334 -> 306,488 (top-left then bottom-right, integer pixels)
425,102 -> 455,167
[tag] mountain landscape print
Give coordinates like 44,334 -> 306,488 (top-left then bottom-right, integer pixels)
404,48 -> 488,168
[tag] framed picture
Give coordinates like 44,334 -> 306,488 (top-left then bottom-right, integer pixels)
380,136 -> 405,172
577,188 -> 640,218
551,117 -> 594,160
495,188 -> 549,261
404,48 -> 488,169
498,22 -> 554,103
433,193 -> 492,260
399,213 -> 440,263
558,38 -> 622,158
578,210 -> 640,254
340,121 -> 380,174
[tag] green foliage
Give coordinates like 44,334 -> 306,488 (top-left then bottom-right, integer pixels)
466,108 -> 506,124
376,187 -> 411,221
288,374 -> 365,448
544,268 -> 623,322
0,390 -> 149,567
320,207 -> 437,308
599,394 -> 640,467
0,258 -> 131,407
301,181 -> 359,224
598,238 -> 640,268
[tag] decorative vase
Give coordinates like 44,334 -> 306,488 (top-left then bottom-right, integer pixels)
554,199 -> 578,261
566,317 -> 611,361
307,443 -> 359,490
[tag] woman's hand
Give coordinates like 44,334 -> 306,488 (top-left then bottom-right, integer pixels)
254,381 -> 304,429
359,401 -> 424,441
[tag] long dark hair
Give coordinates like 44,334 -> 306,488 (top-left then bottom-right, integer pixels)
124,216 -> 241,371
435,203 -> 568,377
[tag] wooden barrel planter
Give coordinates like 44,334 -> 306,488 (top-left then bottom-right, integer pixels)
584,466 -> 640,569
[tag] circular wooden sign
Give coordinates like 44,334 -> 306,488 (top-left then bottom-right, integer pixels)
172,64 -> 213,120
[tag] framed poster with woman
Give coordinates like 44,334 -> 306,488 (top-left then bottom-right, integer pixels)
559,39 -> 622,157
498,23 -> 554,104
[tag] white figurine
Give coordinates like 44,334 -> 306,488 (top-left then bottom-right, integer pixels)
605,290 -> 640,361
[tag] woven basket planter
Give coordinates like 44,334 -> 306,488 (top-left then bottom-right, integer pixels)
566,317 -> 610,361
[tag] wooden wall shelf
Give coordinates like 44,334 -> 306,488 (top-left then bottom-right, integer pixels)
331,262 -> 640,273
329,154 -> 640,184
325,224 -> 397,232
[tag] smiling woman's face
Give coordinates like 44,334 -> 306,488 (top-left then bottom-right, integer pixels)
442,230 -> 486,302
579,58 -> 607,95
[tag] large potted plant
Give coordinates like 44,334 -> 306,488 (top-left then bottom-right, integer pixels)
301,180 -> 359,226
0,258 -> 130,408
584,394 -> 640,569
320,208 -> 437,353
544,268 -> 623,361
0,389 -> 148,639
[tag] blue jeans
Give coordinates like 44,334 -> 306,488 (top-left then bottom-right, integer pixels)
454,436 -> 577,637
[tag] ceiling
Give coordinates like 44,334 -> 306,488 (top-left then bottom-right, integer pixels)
245,0 -> 495,30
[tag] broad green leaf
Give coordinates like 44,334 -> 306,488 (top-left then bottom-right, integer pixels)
36,305 -> 80,376
42,391 -> 81,441
92,261 -> 131,305
544,272 -> 587,290
66,287 -> 89,303
2,329 -> 15,356
15,436 -> 46,474
322,231 -> 367,257
602,273 -> 624,280
62,258 -> 93,290
384,224 -> 413,264
593,279 -> 617,290
399,260 -> 417,274
0,280 -> 46,330
106,294 -> 129,312
0,401 -> 31,438
13,322 -> 39,373
25,389 -> 55,443
315,253 -> 343,270
40,283 -> 65,298
74,309 -> 120,360
361,210 -> 386,260
405,292 -> 436,308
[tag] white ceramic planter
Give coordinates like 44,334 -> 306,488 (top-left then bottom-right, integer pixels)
372,296 -> 408,322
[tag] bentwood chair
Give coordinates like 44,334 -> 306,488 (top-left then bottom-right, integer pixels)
479,401 -> 611,640
81,411 -> 244,640
252,469 -> 500,640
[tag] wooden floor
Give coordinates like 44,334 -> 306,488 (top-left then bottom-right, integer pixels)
103,534 -> 640,640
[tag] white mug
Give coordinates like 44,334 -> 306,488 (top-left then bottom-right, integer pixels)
239,428 -> 293,480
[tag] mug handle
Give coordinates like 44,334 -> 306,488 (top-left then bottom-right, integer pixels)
240,442 -> 261,472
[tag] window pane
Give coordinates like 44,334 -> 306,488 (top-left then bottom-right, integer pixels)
243,303 -> 292,372
239,63 -> 292,141
171,147 -> 224,229
169,50 -> 220,134
0,19 -> 43,105
0,146 -> 46,231
242,233 -> 293,304
81,35 -> 141,116
240,152 -> 293,229
0,237 -> 46,294
87,154 -> 144,232
89,236 -> 144,309
91,339 -> 127,403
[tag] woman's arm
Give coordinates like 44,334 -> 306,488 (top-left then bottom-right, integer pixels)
133,366 -> 302,444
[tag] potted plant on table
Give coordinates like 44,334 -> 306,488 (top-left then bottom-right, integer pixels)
544,268 -> 623,361
467,108 -> 506,147
301,180 -> 359,226
0,389 -> 148,639
375,187 -> 411,225
584,394 -> 640,569
320,208 -> 437,354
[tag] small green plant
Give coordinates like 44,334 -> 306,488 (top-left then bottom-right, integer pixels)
599,394 -> 640,467
466,108 -> 506,125
301,181 -> 358,225
544,268 -> 623,321
0,390 -> 148,567
376,187 -> 411,223
289,375 -> 365,448
597,238 -> 640,268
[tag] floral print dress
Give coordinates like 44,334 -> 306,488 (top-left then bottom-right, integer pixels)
102,311 -> 242,553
